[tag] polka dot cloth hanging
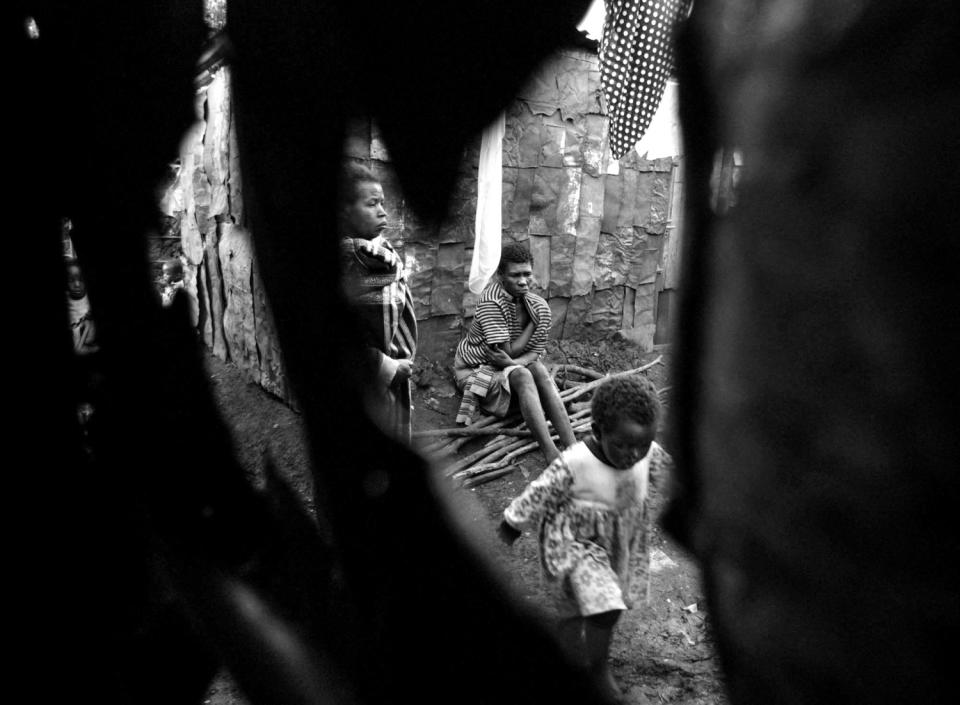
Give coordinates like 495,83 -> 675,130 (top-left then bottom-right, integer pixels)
600,0 -> 691,160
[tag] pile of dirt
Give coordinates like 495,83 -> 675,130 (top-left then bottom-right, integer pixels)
546,338 -> 669,379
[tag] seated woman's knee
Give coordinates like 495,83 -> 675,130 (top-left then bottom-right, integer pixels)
508,365 -> 535,391
527,360 -> 551,381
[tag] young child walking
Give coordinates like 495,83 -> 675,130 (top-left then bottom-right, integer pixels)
498,373 -> 672,700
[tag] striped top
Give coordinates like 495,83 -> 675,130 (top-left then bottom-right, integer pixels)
455,280 -> 551,367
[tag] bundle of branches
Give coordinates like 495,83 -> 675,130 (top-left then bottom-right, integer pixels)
414,356 -> 664,488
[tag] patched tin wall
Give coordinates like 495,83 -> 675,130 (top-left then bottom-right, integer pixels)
157,48 -> 683,398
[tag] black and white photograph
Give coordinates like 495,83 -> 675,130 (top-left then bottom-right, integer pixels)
12,1 -> 956,704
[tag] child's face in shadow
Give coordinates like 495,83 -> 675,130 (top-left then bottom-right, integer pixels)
66,264 -> 86,300
593,417 -> 656,469
162,263 -> 183,286
342,180 -> 387,240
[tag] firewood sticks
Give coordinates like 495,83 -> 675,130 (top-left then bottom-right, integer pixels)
415,356 -> 665,486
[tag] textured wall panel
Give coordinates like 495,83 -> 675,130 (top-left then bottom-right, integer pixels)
437,176 -> 478,244
218,224 -> 256,375
345,118 -> 371,159
579,173 -> 604,220
430,242 -> 467,316
548,296 -> 569,340
549,233 -> 577,298
504,102 -> 536,168
582,114 -> 607,178
561,293 -> 593,341
540,112 -> 566,168
556,51 -> 592,122
588,286 -> 626,340
556,167 -> 583,237
528,234 -> 552,295
516,54 -> 561,115
508,168 -> 535,232
601,172 -> 622,234
403,240 -> 437,319
572,216 -> 602,296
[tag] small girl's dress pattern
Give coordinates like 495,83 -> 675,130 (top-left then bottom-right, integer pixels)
504,440 -> 673,617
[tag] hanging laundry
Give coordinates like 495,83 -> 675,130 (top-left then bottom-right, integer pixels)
469,112 -> 506,294
600,0 -> 691,159
635,78 -> 681,159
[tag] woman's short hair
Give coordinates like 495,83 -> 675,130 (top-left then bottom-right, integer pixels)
498,243 -> 534,273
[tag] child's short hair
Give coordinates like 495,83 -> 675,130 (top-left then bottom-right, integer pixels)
591,373 -> 661,431
340,162 -> 379,206
498,243 -> 534,273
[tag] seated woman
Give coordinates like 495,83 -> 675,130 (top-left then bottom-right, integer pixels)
453,243 -> 576,464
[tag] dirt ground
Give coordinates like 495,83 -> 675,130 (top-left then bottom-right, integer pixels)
202,340 -> 727,705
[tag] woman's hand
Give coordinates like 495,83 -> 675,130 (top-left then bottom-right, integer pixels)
487,346 -> 515,369
389,359 -> 414,394
392,358 -> 413,383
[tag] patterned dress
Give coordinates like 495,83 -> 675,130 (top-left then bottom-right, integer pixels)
503,440 -> 672,617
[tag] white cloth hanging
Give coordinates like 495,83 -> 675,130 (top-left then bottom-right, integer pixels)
635,78 -> 681,159
469,112 -> 506,294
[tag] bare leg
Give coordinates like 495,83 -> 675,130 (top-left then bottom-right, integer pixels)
508,367 -> 561,463
584,610 -> 623,701
528,361 -> 577,448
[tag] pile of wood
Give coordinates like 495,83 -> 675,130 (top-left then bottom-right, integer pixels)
413,356 -> 666,488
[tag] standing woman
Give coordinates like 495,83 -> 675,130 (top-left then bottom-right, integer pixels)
339,163 -> 418,440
